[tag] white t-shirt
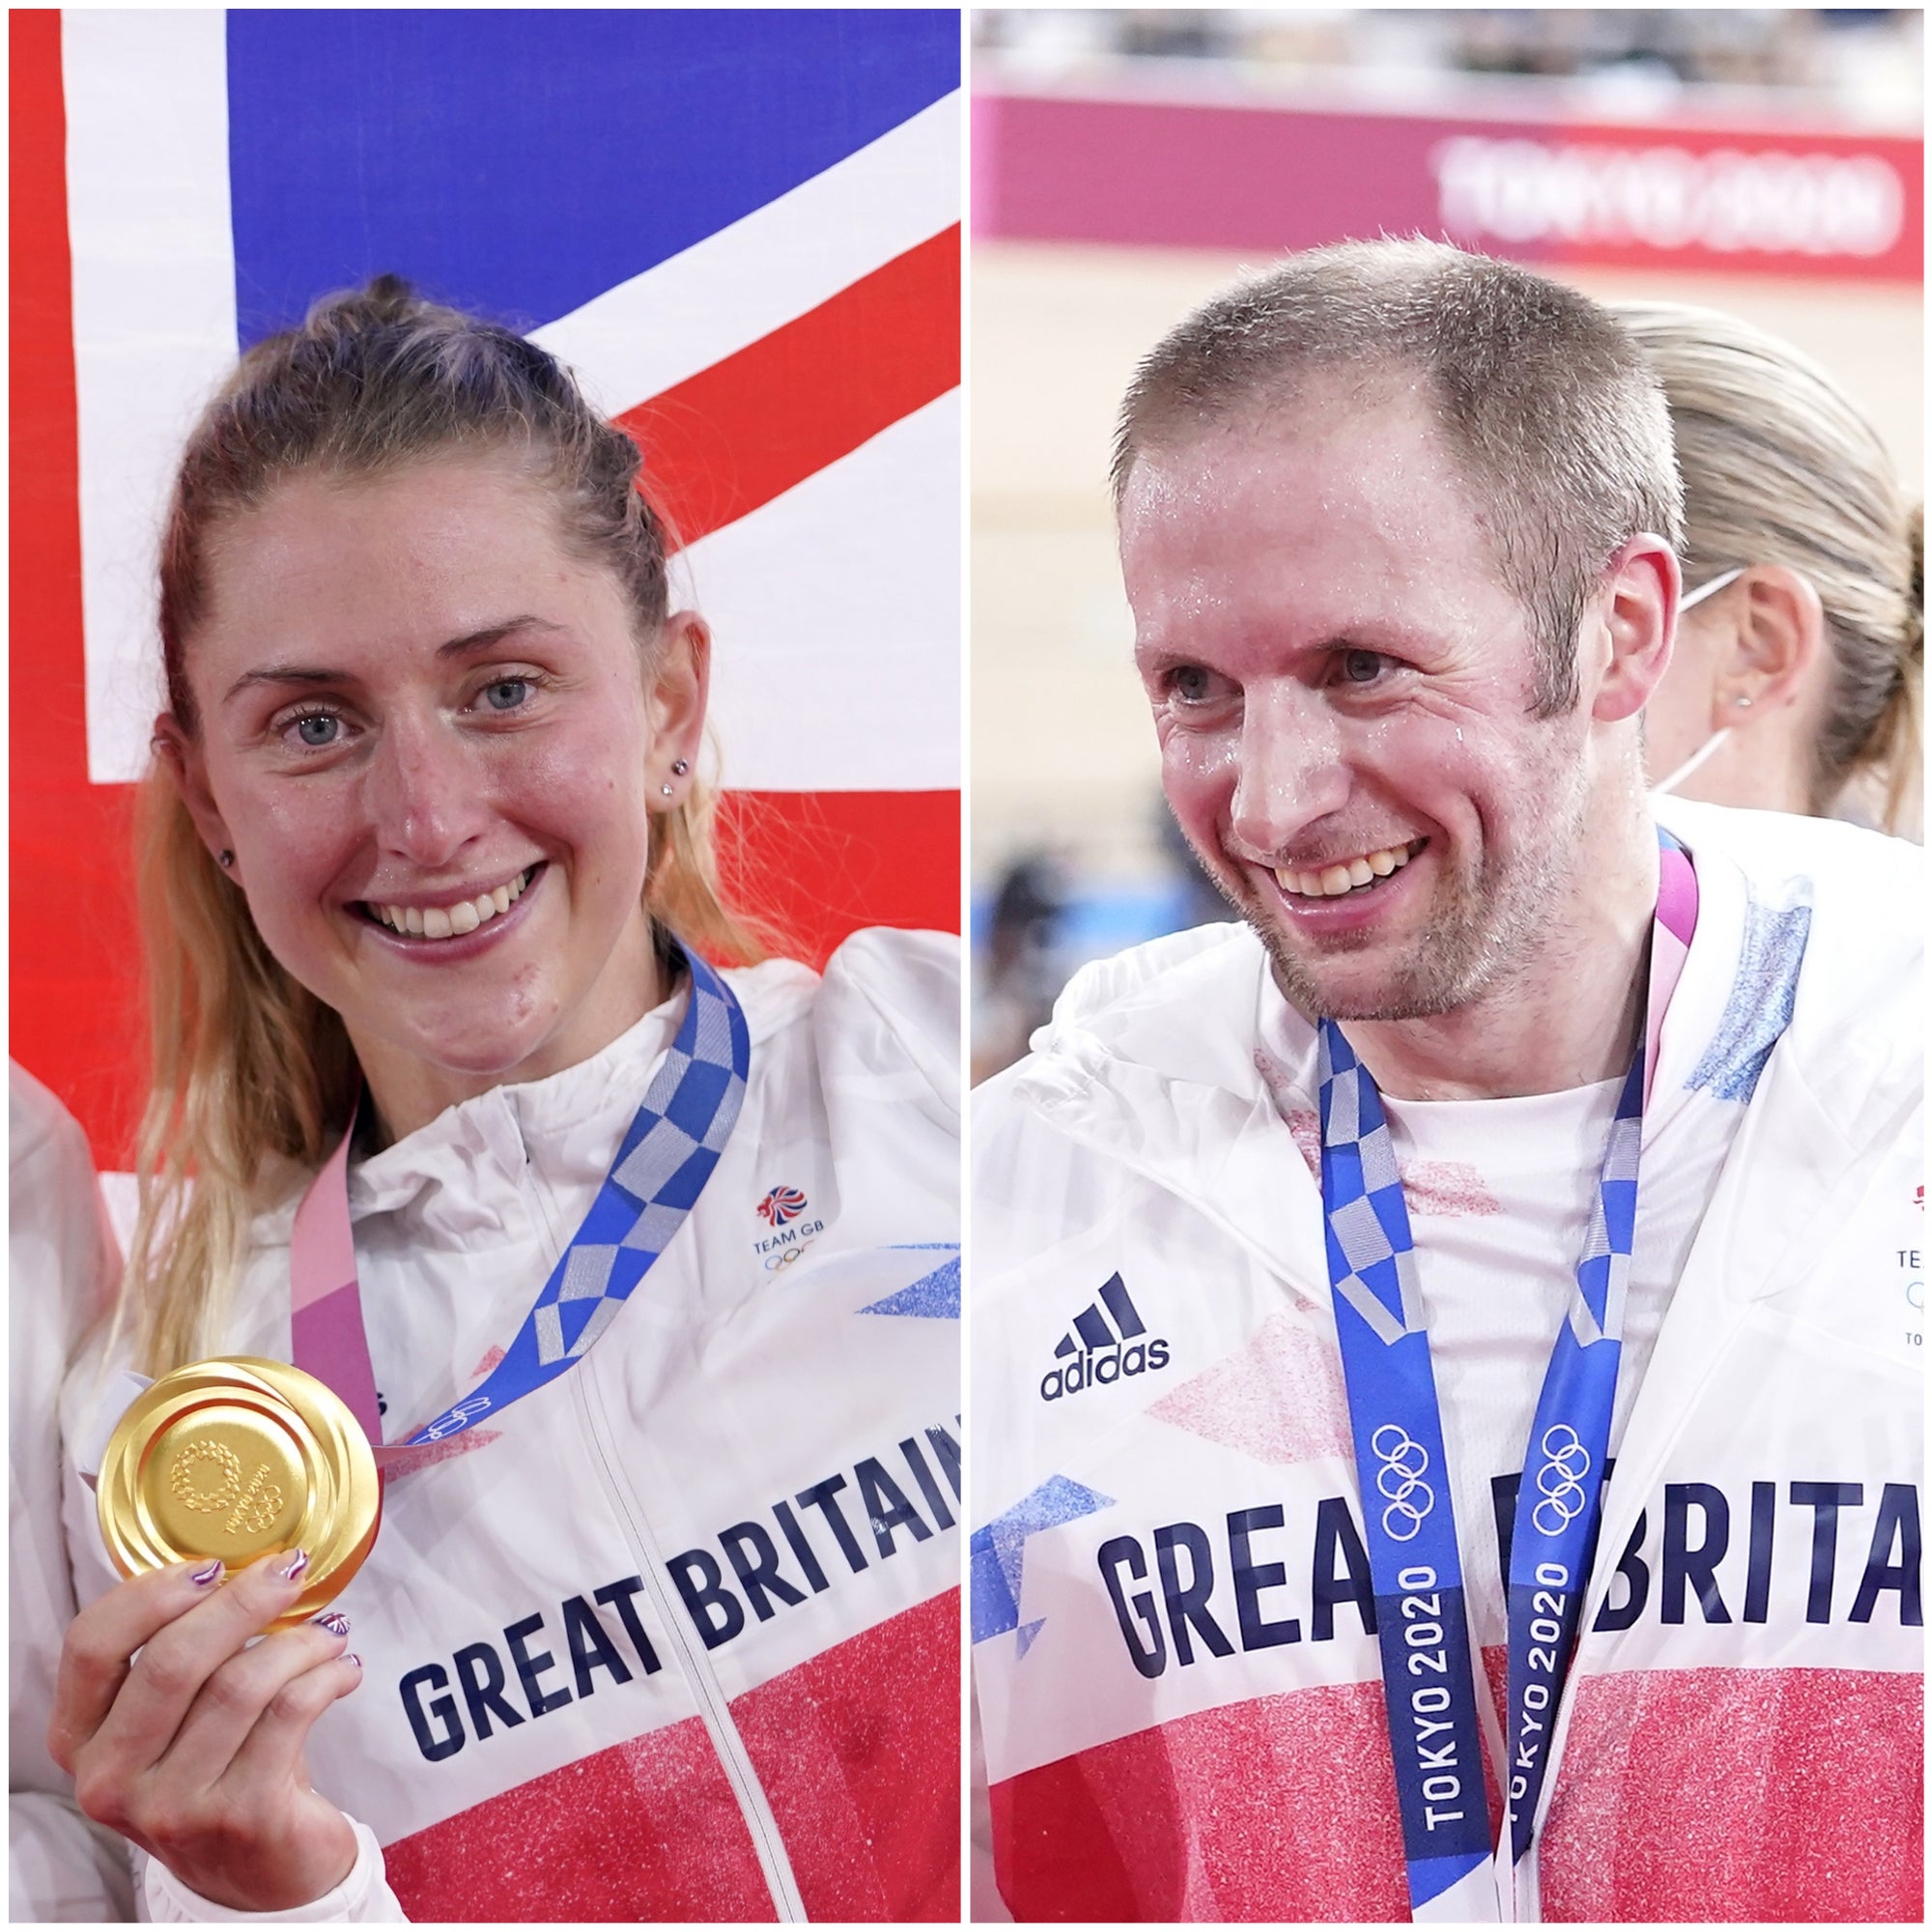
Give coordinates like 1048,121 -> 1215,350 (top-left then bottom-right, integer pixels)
1255,1009 -> 1748,1735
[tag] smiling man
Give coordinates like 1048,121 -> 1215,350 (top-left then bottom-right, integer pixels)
971,242 -> 1922,1925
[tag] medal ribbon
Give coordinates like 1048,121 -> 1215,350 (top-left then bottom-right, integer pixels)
289,944 -> 751,1468
1318,831 -> 1698,1920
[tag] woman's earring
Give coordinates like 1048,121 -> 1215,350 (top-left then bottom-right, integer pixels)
671,758 -> 690,777
217,849 -> 235,868
1733,695 -> 1754,710
660,784 -> 673,798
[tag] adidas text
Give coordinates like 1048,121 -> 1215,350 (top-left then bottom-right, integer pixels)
1041,1339 -> 1170,1402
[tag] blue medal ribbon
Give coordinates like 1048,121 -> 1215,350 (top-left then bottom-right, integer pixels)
1320,1023 -> 1493,1908
403,944 -> 752,1444
1318,832 -> 1701,1918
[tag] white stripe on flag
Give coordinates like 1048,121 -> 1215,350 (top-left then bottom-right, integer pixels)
64,10 -> 236,784
61,24 -> 958,794
689,392 -> 959,790
530,93 -> 960,418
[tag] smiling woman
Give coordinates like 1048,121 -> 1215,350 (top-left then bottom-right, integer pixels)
159,459 -> 702,1149
38,281 -> 962,1923
136,278 -> 757,1362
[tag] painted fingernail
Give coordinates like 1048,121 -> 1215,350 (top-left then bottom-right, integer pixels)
311,1611 -> 352,1637
345,1654 -> 363,1670
279,1548 -> 310,1583
189,1559 -> 224,1587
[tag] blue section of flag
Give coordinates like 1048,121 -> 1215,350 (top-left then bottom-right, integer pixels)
225,9 -> 959,345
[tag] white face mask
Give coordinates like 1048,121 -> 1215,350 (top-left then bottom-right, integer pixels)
1651,567 -> 1747,796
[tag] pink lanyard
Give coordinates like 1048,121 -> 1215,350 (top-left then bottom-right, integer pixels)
288,1118 -> 440,1477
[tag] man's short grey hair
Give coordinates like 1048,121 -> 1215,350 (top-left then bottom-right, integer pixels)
1112,239 -> 1684,716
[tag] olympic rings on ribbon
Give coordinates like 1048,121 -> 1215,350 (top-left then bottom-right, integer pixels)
1371,1423 -> 1435,1542
1530,1423 -> 1593,1535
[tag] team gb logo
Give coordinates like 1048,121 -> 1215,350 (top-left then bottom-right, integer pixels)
757,1184 -> 810,1227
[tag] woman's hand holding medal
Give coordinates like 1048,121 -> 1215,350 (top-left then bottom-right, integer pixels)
49,1551 -> 364,1912
54,1350 -> 384,1907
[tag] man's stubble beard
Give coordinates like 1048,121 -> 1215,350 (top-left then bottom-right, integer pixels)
1183,760 -> 1592,1025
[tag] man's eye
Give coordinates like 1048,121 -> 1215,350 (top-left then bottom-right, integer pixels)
1341,649 -> 1387,684
1170,666 -> 1216,703
291,713 -> 340,748
483,678 -> 531,712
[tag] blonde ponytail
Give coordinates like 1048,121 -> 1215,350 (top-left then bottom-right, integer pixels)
647,768 -> 774,969
1862,505 -> 1923,839
1613,300 -> 1921,838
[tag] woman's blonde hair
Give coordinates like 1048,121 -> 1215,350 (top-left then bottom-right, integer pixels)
1613,300 -> 1922,837
125,276 -> 767,1375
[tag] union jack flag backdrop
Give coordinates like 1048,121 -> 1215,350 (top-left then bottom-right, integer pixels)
11,9 -> 962,1163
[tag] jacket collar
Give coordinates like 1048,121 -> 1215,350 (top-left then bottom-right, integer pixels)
1010,805 -> 1919,1308
253,955 -> 818,1247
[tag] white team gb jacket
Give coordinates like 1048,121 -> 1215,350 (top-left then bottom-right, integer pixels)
972,803 -> 1923,1923
46,929 -> 962,1923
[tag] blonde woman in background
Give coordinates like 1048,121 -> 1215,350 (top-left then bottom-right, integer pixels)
28,280 -> 960,1924
1622,299 -> 1923,839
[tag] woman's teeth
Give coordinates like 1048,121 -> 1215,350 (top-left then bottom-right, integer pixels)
368,867 -> 532,938
1274,841 -> 1418,899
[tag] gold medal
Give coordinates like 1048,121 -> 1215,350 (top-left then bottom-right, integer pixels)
97,1357 -> 380,1628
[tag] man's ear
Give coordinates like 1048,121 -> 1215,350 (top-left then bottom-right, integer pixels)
1708,566 -> 1826,724
152,713 -> 241,874
649,611 -> 711,805
1591,534 -> 1679,725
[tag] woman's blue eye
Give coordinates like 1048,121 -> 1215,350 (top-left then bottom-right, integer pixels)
484,679 -> 530,711
1342,649 -> 1385,684
294,714 -> 339,747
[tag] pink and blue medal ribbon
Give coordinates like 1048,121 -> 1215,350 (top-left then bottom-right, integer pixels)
1318,831 -> 1698,1919
290,945 -> 750,1467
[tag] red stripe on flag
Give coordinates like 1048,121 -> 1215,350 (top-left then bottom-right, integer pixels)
621,225 -> 960,547
10,14 -> 148,1164
718,789 -> 960,971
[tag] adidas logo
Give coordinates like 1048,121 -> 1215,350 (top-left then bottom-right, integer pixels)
1039,1272 -> 1171,1403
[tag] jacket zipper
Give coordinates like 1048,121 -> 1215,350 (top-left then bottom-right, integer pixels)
574,1361 -> 808,1920
518,1120 -> 806,1920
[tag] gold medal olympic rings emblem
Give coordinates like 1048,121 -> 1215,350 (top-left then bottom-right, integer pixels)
169,1436 -> 286,1537
1372,1424 -> 1435,1542
1531,1424 -> 1593,1536
170,1438 -> 243,1512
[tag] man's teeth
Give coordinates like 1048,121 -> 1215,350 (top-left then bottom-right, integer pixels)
370,869 -> 530,938
1274,842 -> 1416,898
